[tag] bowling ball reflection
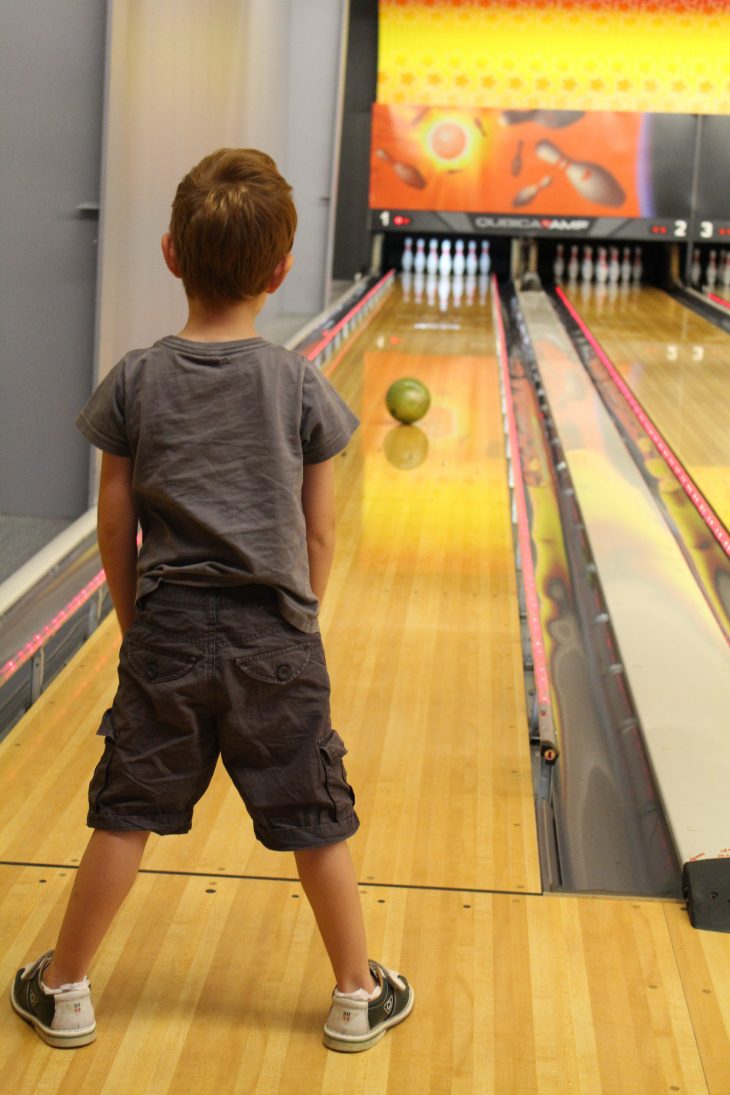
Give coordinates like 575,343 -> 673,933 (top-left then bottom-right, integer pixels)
384,425 -> 429,470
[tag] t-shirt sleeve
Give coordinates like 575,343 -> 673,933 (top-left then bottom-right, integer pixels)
75,361 -> 131,456
300,361 -> 359,464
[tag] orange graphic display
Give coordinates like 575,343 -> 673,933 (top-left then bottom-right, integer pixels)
370,105 -> 642,216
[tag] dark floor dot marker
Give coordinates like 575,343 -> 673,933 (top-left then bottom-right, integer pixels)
378,899 -> 386,904
291,894 -> 300,899
205,888 -> 216,894
39,880 -> 47,884
463,904 -> 472,909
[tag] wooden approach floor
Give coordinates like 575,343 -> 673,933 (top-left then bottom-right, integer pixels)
1,283 -> 729,1093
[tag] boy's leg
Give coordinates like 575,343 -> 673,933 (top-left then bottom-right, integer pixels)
294,840 -> 376,994
44,828 -> 150,987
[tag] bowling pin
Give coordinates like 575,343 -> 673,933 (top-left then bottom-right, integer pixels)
401,237 -> 414,273
722,251 -> 730,289
413,237 -> 427,274
426,273 -> 437,306
608,246 -> 620,284
452,276 -> 464,307
511,140 -> 524,177
691,249 -> 701,287
553,243 -> 565,281
535,139 -> 626,207
426,238 -> 439,275
438,239 -> 452,278
581,245 -> 594,283
466,239 -> 479,276
567,244 -> 579,281
620,247 -> 632,283
707,250 -> 718,289
453,239 -> 466,277
596,247 -> 609,285
479,240 -> 491,276
437,275 -> 450,311
632,246 -> 643,284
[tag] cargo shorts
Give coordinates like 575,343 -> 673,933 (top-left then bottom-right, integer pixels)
87,583 -> 359,851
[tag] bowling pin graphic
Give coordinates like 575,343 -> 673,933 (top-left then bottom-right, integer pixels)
691,249 -> 702,287
438,239 -> 453,277
553,243 -> 565,281
535,140 -> 626,207
567,244 -> 579,281
513,174 -> 553,208
596,247 -> 609,285
466,239 -> 479,276
426,239 -> 439,275
401,237 -> 414,273
632,246 -> 643,284
511,139 -> 524,177
479,240 -> 491,276
375,148 -> 427,190
453,239 -> 466,277
707,250 -> 718,289
581,245 -> 594,283
413,238 -> 427,274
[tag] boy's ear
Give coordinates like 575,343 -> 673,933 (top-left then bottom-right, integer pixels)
266,253 -> 294,294
161,233 -> 182,278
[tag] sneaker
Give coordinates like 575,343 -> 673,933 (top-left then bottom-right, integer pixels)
323,960 -> 414,1052
10,951 -> 96,1048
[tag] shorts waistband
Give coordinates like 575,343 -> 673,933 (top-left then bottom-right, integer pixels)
140,582 -> 278,609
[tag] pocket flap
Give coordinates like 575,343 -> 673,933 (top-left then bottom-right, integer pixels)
96,708 -> 116,739
318,728 -> 348,762
235,643 -> 313,684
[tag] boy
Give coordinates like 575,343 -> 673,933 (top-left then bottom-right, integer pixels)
11,149 -> 413,1053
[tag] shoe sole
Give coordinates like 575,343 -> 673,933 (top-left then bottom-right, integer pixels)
323,985 -> 415,1053
10,987 -> 96,1049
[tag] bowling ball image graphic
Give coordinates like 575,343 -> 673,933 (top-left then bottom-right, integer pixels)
385,378 -> 431,424
384,425 -> 429,470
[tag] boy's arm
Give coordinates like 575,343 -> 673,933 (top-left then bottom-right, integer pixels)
301,458 -> 336,606
97,452 -> 138,636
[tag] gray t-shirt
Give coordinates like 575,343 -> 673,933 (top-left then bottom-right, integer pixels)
76,335 -> 359,632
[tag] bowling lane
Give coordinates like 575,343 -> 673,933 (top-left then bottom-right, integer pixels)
562,284 -> 730,527
0,277 -> 539,895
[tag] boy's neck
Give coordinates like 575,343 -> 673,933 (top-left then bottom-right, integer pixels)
176,294 -> 266,343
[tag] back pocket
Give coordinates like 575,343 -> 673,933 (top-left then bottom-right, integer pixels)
127,642 -> 199,683
235,643 -> 315,685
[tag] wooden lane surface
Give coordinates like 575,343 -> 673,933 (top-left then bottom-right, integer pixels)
0,280 -> 538,896
1,863 -> 728,1093
562,284 -> 730,527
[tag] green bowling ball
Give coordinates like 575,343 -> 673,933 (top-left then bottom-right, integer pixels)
385,377 -> 431,425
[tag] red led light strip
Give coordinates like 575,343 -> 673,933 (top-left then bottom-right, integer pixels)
0,569 -> 107,686
303,271 -> 395,362
556,286 -> 730,558
706,291 -> 730,311
493,278 -> 552,717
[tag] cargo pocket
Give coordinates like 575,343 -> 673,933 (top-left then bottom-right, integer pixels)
127,643 -> 199,683
89,708 -> 117,813
319,728 -> 356,819
235,642 -> 315,685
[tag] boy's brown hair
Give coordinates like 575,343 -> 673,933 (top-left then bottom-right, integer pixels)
170,148 -> 297,306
